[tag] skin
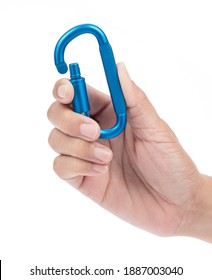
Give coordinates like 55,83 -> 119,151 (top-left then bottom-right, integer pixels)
47,63 -> 212,242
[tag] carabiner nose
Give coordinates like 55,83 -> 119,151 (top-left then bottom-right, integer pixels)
54,24 -> 127,139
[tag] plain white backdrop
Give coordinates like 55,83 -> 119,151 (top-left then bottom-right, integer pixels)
0,0 -> 212,279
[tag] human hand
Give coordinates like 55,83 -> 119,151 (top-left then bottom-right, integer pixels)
48,63 -> 211,241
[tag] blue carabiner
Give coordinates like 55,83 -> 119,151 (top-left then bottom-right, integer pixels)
54,24 -> 127,139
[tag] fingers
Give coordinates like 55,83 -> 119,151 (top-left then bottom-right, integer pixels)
53,65 -> 159,133
53,155 -> 109,179
49,129 -> 112,179
47,101 -> 100,141
48,128 -> 113,164
49,80 -> 114,183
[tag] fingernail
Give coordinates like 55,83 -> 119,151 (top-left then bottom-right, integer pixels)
58,85 -> 68,98
94,146 -> 112,162
80,123 -> 99,140
92,164 -> 108,173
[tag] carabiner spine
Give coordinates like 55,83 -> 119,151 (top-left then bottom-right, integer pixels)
99,43 -> 126,116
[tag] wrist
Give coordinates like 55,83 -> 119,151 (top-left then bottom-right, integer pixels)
177,174 -> 212,242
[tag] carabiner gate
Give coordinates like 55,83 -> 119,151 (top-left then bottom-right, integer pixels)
54,24 -> 127,139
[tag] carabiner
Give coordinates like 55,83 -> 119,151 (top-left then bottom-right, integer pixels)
54,24 -> 127,139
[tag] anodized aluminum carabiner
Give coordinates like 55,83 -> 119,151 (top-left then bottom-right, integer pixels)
54,24 -> 127,139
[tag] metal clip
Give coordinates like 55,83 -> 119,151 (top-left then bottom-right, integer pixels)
54,24 -> 127,139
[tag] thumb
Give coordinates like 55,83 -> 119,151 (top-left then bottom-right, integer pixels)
117,62 -> 175,141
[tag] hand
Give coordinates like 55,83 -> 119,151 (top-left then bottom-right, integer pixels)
47,63 -> 210,240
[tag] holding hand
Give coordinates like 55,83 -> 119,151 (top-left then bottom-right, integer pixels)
48,63 -> 212,242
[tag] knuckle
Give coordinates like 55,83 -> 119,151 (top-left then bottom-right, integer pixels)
53,155 -> 64,177
73,140 -> 93,160
48,128 -> 59,150
74,140 -> 86,156
72,157 -> 88,175
47,101 -> 57,121
72,140 -> 81,157
72,158 -> 80,173
61,110 -> 73,134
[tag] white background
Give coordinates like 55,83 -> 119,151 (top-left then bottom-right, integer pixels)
0,0 -> 212,279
